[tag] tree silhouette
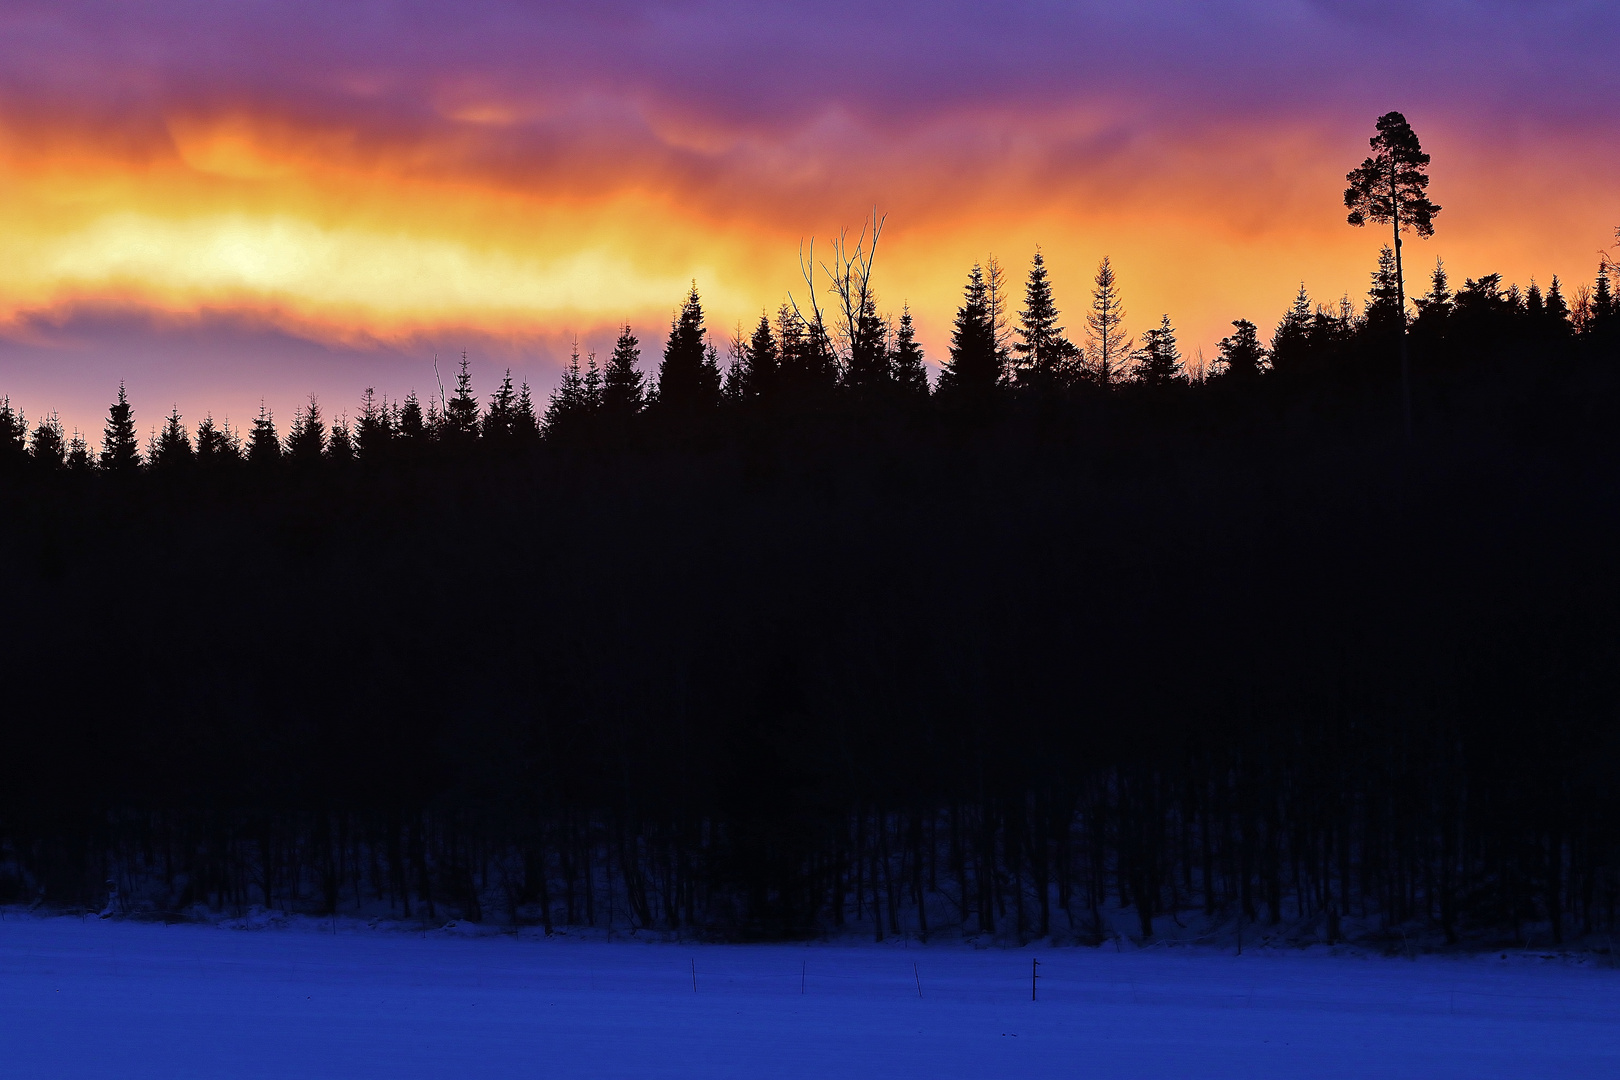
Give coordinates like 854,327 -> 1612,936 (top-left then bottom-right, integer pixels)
354,389 -> 393,460
195,414 -> 239,466
100,383 -> 141,472
28,413 -> 65,471
65,429 -> 92,471
153,407 -> 194,470
483,370 -> 519,443
1013,249 -> 1077,391
1134,315 -> 1183,388
1216,319 -> 1266,381
0,397 -> 25,470
444,354 -> 480,443
603,326 -> 646,416
247,403 -> 281,466
1345,111 -> 1440,438
936,264 -> 999,402
742,314 -> 779,403
657,284 -> 722,415
889,306 -> 930,400
1085,256 -> 1132,387
285,397 -> 327,463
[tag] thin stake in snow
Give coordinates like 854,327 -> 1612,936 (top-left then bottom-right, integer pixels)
914,962 -> 922,999
1032,958 -> 1040,1002
690,958 -> 697,993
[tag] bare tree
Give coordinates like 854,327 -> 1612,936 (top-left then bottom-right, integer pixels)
1085,256 -> 1133,386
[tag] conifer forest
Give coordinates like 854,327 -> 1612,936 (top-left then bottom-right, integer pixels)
5,197 -> 1620,949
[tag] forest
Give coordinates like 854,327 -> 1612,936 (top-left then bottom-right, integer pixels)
3,206 -> 1620,947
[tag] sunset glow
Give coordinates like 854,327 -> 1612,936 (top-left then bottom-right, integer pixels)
1,1 -> 1615,432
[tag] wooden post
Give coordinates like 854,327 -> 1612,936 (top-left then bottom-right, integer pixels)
690,958 -> 697,992
1032,957 -> 1039,1001
914,962 -> 922,999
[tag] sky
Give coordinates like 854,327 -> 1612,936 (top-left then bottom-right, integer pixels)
0,0 -> 1616,437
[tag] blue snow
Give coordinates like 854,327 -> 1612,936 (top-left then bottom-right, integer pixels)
1,916 -> 1617,1078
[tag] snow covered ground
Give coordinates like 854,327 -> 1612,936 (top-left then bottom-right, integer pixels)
1,915 -> 1617,1079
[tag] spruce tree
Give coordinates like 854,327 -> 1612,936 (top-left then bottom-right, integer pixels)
444,353 -> 480,442
889,306 -> 930,400
0,397 -> 25,471
1134,315 -> 1184,388
153,407 -> 194,469
984,254 -> 1014,381
842,295 -> 890,398
397,392 -> 427,448
354,388 -> 394,460
327,415 -> 355,462
99,383 -> 141,472
1216,319 -> 1267,381
513,383 -> 541,442
66,430 -> 92,472
247,403 -> 281,466
1545,276 -> 1572,336
1267,285 -> 1313,377
1363,245 -> 1404,339
1413,259 -> 1452,322
28,413 -> 65,471
544,345 -> 586,439
744,314 -> 779,402
1012,249 -> 1073,390
603,326 -> 645,416
1085,256 -> 1132,386
656,283 -> 722,414
285,396 -> 326,463
195,414 -> 239,466
936,264 -> 1000,402
482,370 -> 518,443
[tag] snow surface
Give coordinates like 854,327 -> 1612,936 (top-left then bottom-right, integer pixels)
2,915 -> 1618,1079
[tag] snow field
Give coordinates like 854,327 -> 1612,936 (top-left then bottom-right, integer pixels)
1,915 -> 1618,1078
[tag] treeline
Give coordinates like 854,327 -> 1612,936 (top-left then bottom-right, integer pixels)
2,239 -> 1620,950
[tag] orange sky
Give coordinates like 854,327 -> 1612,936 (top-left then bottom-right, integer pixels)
0,2 -> 1615,435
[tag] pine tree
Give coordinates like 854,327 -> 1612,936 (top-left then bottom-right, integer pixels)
1545,276 -> 1572,336
66,430 -> 92,472
1085,256 -> 1132,386
285,396 -> 327,463
889,305 -> 930,400
1216,319 -> 1267,381
984,254 -> 1014,381
153,406 -> 194,469
1012,249 -> 1074,391
1591,267 -> 1615,326
583,352 -> 604,411
355,388 -> 394,460
743,314 -> 779,402
842,295 -> 890,398
444,353 -> 480,442
327,415 -> 355,462
936,264 -> 1000,402
0,397 -> 26,471
397,392 -> 427,449
248,403 -> 281,466
544,345 -> 586,438
1364,245 -> 1403,337
100,383 -> 141,472
1413,258 -> 1452,323
1269,284 -> 1314,376
482,370 -> 518,443
195,414 -> 240,466
603,326 -> 646,416
513,383 -> 541,442
656,283 -> 722,414
1344,111 -> 1440,439
29,413 -> 65,471
1134,315 -> 1184,388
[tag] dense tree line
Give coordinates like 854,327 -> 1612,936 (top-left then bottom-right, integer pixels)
3,223 -> 1620,948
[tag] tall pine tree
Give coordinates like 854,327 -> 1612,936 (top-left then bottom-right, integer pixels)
936,264 -> 1000,402
100,383 -> 141,472
656,284 -> 722,414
